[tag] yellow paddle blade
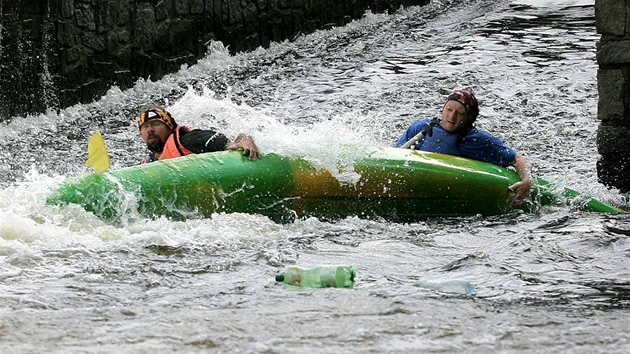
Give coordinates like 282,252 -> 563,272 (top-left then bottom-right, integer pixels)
85,131 -> 111,173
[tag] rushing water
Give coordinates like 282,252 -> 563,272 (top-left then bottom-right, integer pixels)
1,0 -> 629,353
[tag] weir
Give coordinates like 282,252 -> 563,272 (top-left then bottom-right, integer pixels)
0,0 -> 429,121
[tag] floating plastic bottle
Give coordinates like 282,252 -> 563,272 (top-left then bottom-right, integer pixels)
414,280 -> 476,296
275,265 -> 356,288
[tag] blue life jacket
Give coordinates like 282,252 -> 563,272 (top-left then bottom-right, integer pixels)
396,118 -> 517,167
413,126 -> 462,156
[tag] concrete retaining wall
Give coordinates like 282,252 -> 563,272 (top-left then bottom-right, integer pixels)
595,0 -> 630,192
0,0 -> 428,120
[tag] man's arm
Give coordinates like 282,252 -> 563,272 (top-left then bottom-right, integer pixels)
227,133 -> 260,160
179,129 -> 229,153
509,153 -> 532,201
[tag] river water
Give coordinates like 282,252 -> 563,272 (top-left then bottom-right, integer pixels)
1,0 -> 629,353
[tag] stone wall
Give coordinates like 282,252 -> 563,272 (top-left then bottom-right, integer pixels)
595,0 -> 630,192
0,0 -> 429,120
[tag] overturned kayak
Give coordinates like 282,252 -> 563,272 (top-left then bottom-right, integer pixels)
46,147 -> 624,223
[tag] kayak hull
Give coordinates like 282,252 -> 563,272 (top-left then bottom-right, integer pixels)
46,147 -> 623,222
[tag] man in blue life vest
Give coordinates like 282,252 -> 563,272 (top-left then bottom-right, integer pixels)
395,89 -> 532,202
138,106 -> 260,164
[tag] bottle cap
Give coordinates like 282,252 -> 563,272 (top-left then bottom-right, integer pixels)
275,274 -> 284,282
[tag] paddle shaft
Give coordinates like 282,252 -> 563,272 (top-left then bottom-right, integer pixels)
400,120 -> 438,149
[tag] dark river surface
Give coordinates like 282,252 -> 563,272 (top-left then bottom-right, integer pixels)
1,0 -> 629,352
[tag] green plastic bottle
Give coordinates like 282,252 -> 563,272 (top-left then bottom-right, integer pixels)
275,265 -> 356,288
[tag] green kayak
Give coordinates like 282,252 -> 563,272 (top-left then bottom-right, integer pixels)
46,147 -> 625,222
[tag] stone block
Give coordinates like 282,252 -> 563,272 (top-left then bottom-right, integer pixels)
597,40 -> 630,65
21,0 -> 47,15
64,46 -> 84,64
61,0 -> 74,19
597,68 -> 626,120
113,69 -> 134,88
21,19 -> 41,40
94,61 -> 115,79
131,51 -> 155,78
75,3 -> 96,31
56,20 -> 77,47
80,78 -> 107,102
175,0 -> 191,15
62,62 -> 88,84
133,5 -> 157,51
595,0 -> 626,35
82,32 -> 107,52
596,125 -> 630,155
597,157 -> 630,192
117,0 -> 131,25
95,0 -> 117,34
113,44 -> 133,68
279,0 -> 294,8
155,19 -> 199,55
59,88 -> 81,109
155,0 -> 173,21
191,0 -> 204,14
